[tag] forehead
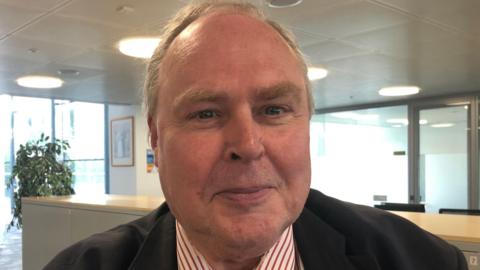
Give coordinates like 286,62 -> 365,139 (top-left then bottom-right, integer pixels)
157,12 -> 305,107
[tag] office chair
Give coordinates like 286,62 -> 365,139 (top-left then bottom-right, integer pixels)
438,208 -> 480,215
374,202 -> 426,212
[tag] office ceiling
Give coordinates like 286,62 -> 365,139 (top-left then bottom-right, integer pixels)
0,0 -> 479,110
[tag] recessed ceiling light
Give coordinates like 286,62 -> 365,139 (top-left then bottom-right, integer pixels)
379,86 -> 420,96
431,123 -> 455,128
267,0 -> 303,8
16,76 -> 63,89
118,37 -> 161,59
308,67 -> 328,81
392,124 -> 403,128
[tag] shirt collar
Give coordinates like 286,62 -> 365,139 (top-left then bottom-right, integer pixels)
176,221 -> 304,270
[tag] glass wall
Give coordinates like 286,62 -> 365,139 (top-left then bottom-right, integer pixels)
310,106 -> 409,206
55,100 -> 105,195
418,105 -> 469,212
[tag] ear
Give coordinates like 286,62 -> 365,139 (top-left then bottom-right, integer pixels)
148,115 -> 160,167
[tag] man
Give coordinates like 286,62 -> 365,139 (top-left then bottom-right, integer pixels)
45,1 -> 467,269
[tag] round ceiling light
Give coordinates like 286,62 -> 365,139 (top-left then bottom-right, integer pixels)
16,76 -> 63,89
379,86 -> 420,96
118,37 -> 161,59
267,0 -> 303,8
308,67 -> 328,81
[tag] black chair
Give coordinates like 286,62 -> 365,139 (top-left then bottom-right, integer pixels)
374,202 -> 425,213
438,208 -> 480,216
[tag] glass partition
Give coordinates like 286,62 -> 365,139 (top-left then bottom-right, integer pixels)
419,105 -> 469,212
310,106 -> 409,206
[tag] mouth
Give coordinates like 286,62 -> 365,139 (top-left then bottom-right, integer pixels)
216,186 -> 273,205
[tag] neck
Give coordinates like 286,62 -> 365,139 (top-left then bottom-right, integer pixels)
204,256 -> 261,270
176,222 -> 281,270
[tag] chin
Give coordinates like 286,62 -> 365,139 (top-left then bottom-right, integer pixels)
219,213 -> 290,252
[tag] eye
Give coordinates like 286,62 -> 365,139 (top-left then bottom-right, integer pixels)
264,106 -> 285,116
188,109 -> 220,120
198,110 -> 217,119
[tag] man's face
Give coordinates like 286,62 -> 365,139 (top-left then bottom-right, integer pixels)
149,13 -> 311,255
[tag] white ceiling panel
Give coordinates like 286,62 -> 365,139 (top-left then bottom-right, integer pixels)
344,20 -> 456,59
0,3 -> 44,37
0,35 -> 85,64
0,0 -> 66,11
290,1 -> 409,38
263,0 -> 357,28
290,28 -> 330,48
58,0 -> 185,30
0,54 -> 43,73
59,49 -> 147,75
16,14 -> 129,49
303,40 -> 369,63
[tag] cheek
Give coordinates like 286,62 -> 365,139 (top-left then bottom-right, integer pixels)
266,124 -> 311,186
159,131 -> 224,198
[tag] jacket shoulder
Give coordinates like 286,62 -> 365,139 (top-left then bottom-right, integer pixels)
304,189 -> 467,270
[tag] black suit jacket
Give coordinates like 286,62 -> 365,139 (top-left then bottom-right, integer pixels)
44,189 -> 467,269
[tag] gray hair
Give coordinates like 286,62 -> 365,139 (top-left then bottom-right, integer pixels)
143,0 -> 313,120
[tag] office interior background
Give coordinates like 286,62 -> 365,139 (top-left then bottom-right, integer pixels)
1,0 -> 480,244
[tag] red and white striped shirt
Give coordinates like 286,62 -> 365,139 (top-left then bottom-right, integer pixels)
176,221 -> 304,270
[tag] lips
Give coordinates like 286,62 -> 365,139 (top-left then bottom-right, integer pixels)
216,186 -> 272,204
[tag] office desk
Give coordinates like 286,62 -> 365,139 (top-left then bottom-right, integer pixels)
392,211 -> 480,269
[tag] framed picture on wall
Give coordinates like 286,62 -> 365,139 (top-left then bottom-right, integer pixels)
111,116 -> 134,167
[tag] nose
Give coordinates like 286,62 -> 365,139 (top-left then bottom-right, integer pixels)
223,109 -> 264,162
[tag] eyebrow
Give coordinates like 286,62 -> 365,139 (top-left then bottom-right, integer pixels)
255,82 -> 303,103
173,88 -> 228,114
172,81 -> 304,114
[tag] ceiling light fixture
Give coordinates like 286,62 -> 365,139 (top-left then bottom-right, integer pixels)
118,37 -> 161,59
379,86 -> 420,96
431,123 -> 455,128
308,67 -> 328,81
16,76 -> 63,89
267,0 -> 303,8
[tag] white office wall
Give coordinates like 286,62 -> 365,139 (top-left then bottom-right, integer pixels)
108,105 -> 137,195
134,107 -> 163,197
108,104 -> 163,197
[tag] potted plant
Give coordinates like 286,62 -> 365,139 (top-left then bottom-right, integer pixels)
6,133 -> 75,230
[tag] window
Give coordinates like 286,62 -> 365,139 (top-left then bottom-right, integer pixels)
55,100 -> 105,195
0,95 -> 107,231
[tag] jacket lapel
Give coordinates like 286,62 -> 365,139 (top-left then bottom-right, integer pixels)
293,208 -> 379,270
128,211 -> 178,270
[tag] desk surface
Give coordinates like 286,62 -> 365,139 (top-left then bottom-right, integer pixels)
392,211 -> 480,244
22,194 -> 165,213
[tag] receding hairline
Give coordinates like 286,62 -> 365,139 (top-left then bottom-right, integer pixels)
144,1 -> 314,122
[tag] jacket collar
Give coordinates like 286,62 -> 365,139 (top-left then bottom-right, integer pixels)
129,195 -> 379,270
128,206 -> 178,270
